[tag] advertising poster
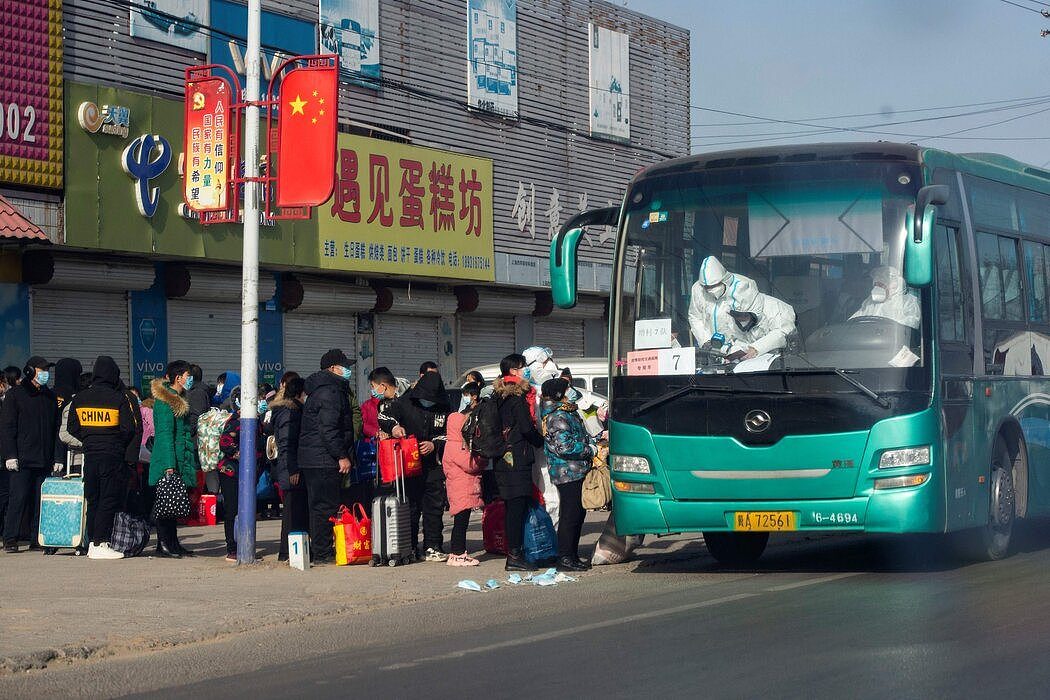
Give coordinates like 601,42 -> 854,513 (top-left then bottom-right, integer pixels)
588,24 -> 630,142
319,0 -> 380,88
467,0 -> 517,117
130,0 -> 209,54
183,77 -> 232,212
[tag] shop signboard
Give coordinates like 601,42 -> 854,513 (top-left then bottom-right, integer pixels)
209,0 -> 316,93
129,0 -> 209,54
0,0 -> 63,189
318,133 -> 495,282
319,0 -> 380,89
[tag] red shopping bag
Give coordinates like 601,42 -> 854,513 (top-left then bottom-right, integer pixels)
331,504 -> 372,565
378,437 -> 422,483
482,499 -> 507,555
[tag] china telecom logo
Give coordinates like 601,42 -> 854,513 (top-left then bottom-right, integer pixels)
121,134 -> 172,218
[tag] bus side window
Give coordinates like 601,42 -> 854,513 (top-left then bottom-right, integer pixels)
935,225 -> 967,342
1023,241 -> 1048,324
976,232 -> 1023,321
593,377 -> 609,396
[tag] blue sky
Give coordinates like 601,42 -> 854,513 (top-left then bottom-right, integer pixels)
626,0 -> 1050,166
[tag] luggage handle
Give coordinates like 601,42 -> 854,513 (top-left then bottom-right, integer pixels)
392,441 -> 406,504
64,451 -> 82,480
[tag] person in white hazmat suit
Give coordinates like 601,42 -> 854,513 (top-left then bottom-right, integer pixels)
522,345 -> 562,527
688,255 -> 796,359
850,266 -> 920,329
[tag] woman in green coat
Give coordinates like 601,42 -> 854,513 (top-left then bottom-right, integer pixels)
150,360 -> 197,558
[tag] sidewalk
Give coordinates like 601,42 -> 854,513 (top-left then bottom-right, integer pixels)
0,511 -> 695,674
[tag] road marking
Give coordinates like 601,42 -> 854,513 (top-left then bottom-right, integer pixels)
764,572 -> 861,592
380,593 -> 758,671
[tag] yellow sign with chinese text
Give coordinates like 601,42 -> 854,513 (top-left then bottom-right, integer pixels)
318,134 -> 494,281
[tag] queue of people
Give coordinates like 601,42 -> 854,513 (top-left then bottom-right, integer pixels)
0,342 -> 607,572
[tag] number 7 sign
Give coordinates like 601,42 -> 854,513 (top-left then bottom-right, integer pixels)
658,348 -> 695,376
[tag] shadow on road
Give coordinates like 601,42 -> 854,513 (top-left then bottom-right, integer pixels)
629,518 -> 1050,576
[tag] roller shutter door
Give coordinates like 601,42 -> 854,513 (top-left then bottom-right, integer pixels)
283,313 -> 356,377
533,318 -> 585,359
31,288 -> 131,377
167,300 -> 241,384
458,315 -> 515,373
375,315 -> 439,381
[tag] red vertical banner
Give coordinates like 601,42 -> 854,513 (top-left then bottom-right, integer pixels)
277,64 -> 338,207
183,77 -> 233,213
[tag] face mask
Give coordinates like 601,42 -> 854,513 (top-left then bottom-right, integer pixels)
870,286 -> 888,303
184,376 -> 195,390
732,312 -> 758,333
36,370 -> 50,385
216,383 -> 224,395
521,367 -> 532,382
705,283 -> 727,299
566,388 -> 582,403
341,366 -> 353,380
418,399 -> 435,408
258,400 -> 268,414
370,388 -> 383,400
459,396 -> 471,412
234,398 -> 241,409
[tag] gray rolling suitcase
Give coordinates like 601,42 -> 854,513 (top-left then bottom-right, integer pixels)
370,441 -> 412,567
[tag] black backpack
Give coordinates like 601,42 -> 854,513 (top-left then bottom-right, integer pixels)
461,396 -> 507,459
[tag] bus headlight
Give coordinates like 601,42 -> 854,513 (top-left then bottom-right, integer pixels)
878,446 -> 930,469
613,455 -> 651,474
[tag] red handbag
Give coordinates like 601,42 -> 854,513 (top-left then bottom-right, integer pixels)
331,504 -> 372,565
378,437 -> 423,483
482,499 -> 507,554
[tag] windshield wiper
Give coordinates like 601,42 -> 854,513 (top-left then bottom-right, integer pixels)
787,367 -> 890,409
632,382 -> 791,417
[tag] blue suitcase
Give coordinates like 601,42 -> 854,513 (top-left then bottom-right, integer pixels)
38,464 -> 86,550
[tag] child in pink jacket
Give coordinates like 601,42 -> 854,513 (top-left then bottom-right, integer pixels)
443,383 -> 485,566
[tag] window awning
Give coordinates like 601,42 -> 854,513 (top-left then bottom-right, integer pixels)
0,195 -> 50,243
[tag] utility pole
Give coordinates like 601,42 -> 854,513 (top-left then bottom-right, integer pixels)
236,0 -> 262,565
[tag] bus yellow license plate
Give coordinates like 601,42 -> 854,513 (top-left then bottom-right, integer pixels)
733,511 -> 796,531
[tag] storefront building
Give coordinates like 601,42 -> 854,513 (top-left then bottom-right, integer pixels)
0,0 -> 689,397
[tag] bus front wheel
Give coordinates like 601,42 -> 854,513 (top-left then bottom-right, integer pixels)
960,437 -> 1016,561
702,531 -> 769,567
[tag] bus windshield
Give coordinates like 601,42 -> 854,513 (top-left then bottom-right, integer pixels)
617,160 -> 928,383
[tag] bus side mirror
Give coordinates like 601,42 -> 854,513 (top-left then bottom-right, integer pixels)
550,206 -> 619,309
904,185 -> 949,288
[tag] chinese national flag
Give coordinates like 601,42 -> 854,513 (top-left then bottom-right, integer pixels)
277,64 -> 338,207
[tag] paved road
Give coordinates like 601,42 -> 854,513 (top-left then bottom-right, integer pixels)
4,522 -> 1050,699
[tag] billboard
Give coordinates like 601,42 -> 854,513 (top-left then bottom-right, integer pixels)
0,0 -> 63,190
129,0 -> 209,54
588,24 -> 630,142
209,0 -> 316,93
319,134 -> 495,281
320,0 -> 380,88
467,0 -> 517,117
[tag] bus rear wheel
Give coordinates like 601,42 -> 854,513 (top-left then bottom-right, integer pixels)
702,531 -> 769,567
961,438 -> 1016,561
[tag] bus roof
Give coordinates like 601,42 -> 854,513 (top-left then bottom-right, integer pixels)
641,142 -> 1050,196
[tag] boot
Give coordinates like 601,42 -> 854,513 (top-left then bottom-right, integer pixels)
572,556 -> 592,570
505,549 -> 538,572
173,535 -> 195,557
556,555 -> 589,573
154,524 -> 181,559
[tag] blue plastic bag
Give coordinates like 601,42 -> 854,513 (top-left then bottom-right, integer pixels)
353,438 -> 378,484
523,502 -> 557,564
256,471 -> 276,500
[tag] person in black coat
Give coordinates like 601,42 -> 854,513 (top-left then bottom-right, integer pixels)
0,357 -> 58,553
52,358 -> 82,475
297,349 -> 356,564
379,371 -> 450,561
493,353 -> 544,571
68,356 -> 139,559
271,374 -> 307,561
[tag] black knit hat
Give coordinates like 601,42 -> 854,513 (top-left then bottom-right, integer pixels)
541,377 -> 569,401
320,348 -> 355,370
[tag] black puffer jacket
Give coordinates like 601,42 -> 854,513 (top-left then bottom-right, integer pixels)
68,356 -> 138,459
378,372 -> 450,472
52,358 -> 82,469
270,394 -> 303,490
0,377 -> 58,470
493,376 -> 543,499
297,370 -> 353,470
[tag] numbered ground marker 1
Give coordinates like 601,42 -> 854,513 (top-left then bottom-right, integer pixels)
288,532 -> 310,571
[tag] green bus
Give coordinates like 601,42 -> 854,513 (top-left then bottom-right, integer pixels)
551,142 -> 1050,564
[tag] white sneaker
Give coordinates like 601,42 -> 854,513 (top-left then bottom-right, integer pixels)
87,542 -> 124,560
424,547 -> 449,562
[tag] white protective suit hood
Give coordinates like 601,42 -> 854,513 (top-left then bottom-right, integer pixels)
726,280 -> 797,355
851,266 -> 920,329
522,345 -> 559,386
687,265 -> 759,348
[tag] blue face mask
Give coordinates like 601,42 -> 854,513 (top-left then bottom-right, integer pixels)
341,366 -> 353,380
566,388 -> 582,403
459,396 -> 471,412
184,375 -> 195,390
35,370 -> 50,385
521,367 -> 532,382
258,400 -> 268,414
370,388 -> 383,399
418,399 -> 436,408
